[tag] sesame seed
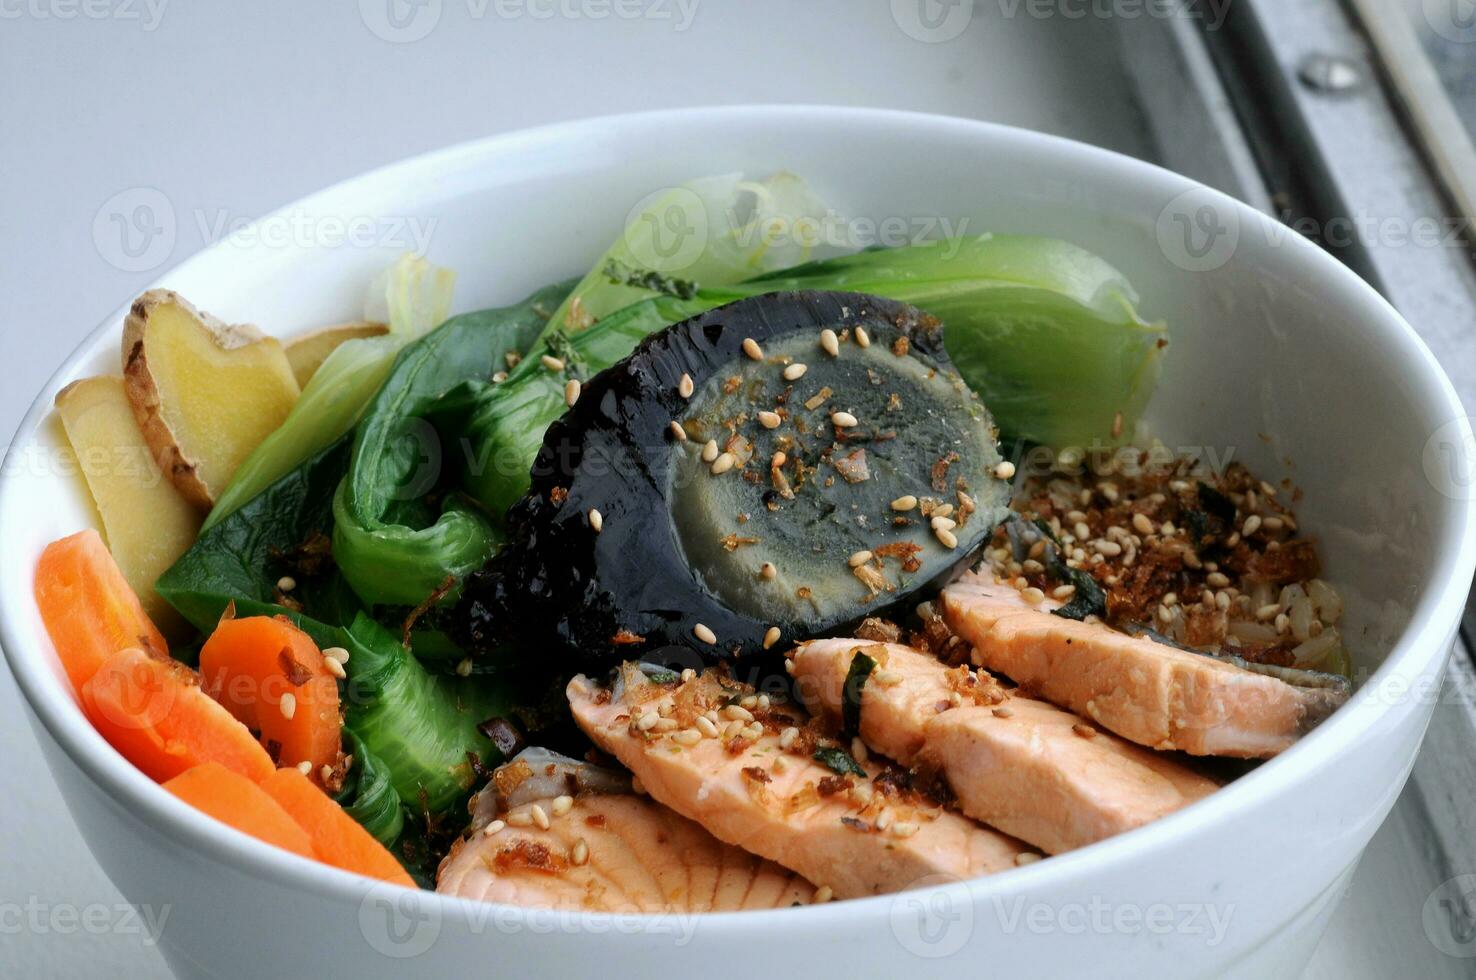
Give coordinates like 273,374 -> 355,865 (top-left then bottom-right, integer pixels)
1015,853 -> 1042,867
851,737 -> 869,763
586,508 -> 604,534
552,795 -> 574,816
296,760 -> 312,775
742,337 -> 764,361
763,626 -> 781,649
1021,587 -> 1045,604
784,658 -> 795,675
848,550 -> 873,567
701,439 -> 719,462
772,756 -> 789,774
874,808 -> 893,831
482,819 -> 506,837
456,658 -> 473,677
636,712 -> 661,731
855,326 -> 871,348
530,804 -> 550,830
993,461 -> 1016,481
1242,515 -> 1263,536
1224,532 -> 1241,548
324,657 -> 346,680
541,354 -> 565,372
891,495 -> 918,511
783,362 -> 808,381
743,721 -> 764,740
757,694 -> 771,709
323,646 -> 350,665
779,726 -> 799,749
723,704 -> 755,722
851,782 -> 873,806
935,527 -> 958,549
492,371 -> 508,383
672,729 -> 702,746
930,516 -> 956,531
1275,613 -> 1290,633
813,885 -> 834,904
891,821 -> 919,838
1256,603 -> 1281,621
571,838 -> 589,866
771,451 -> 787,468
711,452 -> 736,475
279,693 -> 297,720
678,373 -> 694,398
760,562 -> 777,580
320,765 -> 335,783
831,411 -> 859,429
934,503 -> 954,518
1262,516 -> 1284,530
564,378 -> 581,407
722,720 -> 745,739
695,715 -> 720,738
1094,539 -> 1123,557
276,576 -> 297,593
820,329 -> 840,357
874,669 -> 902,687
1162,592 -> 1178,607
1131,513 -> 1154,536
740,695 -> 758,709
758,410 -> 782,429
693,623 -> 717,644
668,420 -> 688,441
992,706 -> 1013,718
506,810 -> 533,827
1051,584 -> 1076,599
1074,521 -> 1091,540
680,668 -> 696,683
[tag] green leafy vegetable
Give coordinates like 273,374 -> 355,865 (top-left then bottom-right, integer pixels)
340,614 -> 510,813
335,730 -> 406,847
813,745 -> 866,778
841,650 -> 877,738
540,171 -> 835,341
462,235 -> 1164,515
332,281 -> 573,607
205,254 -> 456,529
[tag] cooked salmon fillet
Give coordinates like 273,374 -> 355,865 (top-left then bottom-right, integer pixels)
438,793 -> 815,911
792,639 -> 1219,854
567,666 -> 1038,899
941,571 -> 1350,758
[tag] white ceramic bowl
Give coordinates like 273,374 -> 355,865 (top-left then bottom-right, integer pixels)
4,107 -> 1474,980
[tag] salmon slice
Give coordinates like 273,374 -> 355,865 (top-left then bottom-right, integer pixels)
941,571 -> 1351,758
567,665 -> 1038,899
438,793 -> 815,911
792,639 -> 1219,854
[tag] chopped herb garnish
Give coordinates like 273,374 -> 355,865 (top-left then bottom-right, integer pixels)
543,329 -> 584,377
603,258 -> 699,300
1024,516 -> 1107,621
644,670 -> 680,685
813,745 -> 866,777
841,650 -> 877,737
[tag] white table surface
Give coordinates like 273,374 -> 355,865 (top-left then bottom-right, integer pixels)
0,3 -> 1462,977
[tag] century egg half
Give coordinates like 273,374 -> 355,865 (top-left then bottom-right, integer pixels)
457,290 -> 1011,665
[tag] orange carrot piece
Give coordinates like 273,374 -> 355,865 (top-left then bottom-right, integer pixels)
82,647 -> 275,784
162,762 -> 315,859
260,769 -> 415,887
199,616 -> 341,774
34,529 -> 168,694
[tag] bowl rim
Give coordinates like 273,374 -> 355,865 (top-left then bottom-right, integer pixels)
4,103 -> 1474,935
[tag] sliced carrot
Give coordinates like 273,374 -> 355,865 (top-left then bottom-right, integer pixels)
82,647 -> 275,783
34,529 -> 168,694
162,762 -> 315,859
259,769 -> 414,887
198,616 -> 341,774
